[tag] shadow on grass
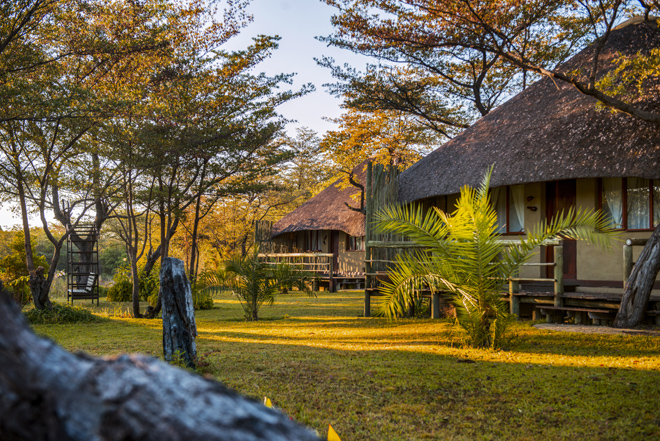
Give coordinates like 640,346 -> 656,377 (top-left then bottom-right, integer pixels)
33,305 -> 660,440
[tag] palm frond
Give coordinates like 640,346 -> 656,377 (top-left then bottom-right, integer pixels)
373,165 -> 620,348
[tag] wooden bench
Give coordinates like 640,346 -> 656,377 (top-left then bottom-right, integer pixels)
335,275 -> 365,290
68,273 -> 99,304
536,305 -> 616,325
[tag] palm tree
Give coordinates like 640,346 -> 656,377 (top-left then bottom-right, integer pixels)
200,249 -> 314,321
374,169 -> 617,348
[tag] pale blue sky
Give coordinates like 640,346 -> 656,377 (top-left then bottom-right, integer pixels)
0,0 -> 366,227
223,0 -> 368,135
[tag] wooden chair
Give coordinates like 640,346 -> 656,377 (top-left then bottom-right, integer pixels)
68,273 -> 98,304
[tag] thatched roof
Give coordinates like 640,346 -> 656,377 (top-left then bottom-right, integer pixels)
272,161 -> 368,238
399,19 -> 660,203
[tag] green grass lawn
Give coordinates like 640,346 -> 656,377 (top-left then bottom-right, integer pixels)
33,291 -> 660,440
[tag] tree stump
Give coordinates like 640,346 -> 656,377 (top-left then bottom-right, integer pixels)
161,257 -> 197,368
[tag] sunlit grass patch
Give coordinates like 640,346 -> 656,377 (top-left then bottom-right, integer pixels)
32,290 -> 660,440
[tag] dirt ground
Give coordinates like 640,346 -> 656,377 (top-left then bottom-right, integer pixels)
534,323 -> 660,336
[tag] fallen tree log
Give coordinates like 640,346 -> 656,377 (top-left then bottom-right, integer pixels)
0,287 -> 319,441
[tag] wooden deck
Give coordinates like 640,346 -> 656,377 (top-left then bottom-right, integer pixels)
506,290 -> 660,325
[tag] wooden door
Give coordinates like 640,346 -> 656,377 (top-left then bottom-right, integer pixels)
545,180 -> 577,280
329,231 -> 339,274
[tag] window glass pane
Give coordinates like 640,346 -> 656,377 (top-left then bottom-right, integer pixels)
654,182 -> 660,227
627,178 -> 650,229
602,178 -> 623,229
509,185 -> 525,232
347,236 -> 365,251
491,187 -> 506,233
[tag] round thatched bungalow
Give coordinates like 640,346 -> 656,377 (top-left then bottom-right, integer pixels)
271,161 -> 368,277
397,18 -> 660,290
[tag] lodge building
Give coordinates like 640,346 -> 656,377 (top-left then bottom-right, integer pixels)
270,18 -> 660,300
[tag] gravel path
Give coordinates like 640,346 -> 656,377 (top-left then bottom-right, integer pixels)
534,323 -> 660,336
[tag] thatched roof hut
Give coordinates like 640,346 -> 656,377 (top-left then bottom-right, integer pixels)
271,162 -> 368,238
398,19 -> 660,203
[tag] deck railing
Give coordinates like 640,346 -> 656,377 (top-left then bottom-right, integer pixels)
623,238 -> 649,288
363,239 -> 565,318
257,253 -> 335,291
506,239 -> 563,316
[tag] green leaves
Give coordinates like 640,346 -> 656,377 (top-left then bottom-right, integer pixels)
374,167 -> 619,348
199,249 -> 315,321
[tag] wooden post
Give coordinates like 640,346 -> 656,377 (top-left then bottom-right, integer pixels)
329,255 -> 335,293
623,240 -> 633,288
364,162 -> 373,318
509,279 -> 520,317
432,293 -> 441,319
511,265 -> 520,294
554,245 -> 564,308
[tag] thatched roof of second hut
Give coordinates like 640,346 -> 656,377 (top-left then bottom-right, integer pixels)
271,162 -> 368,238
398,19 -> 660,203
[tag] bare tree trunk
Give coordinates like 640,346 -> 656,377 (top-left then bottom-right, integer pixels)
189,193 -> 202,286
0,283 -> 319,441
17,176 -> 51,310
130,252 -> 142,318
143,244 -> 161,276
614,225 -> 660,328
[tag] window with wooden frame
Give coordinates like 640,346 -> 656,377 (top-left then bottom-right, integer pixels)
305,230 -> 323,251
491,185 -> 525,234
599,178 -> 660,230
346,235 -> 365,251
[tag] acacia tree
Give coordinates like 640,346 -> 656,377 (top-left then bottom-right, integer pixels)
281,127 -> 332,195
0,0 -> 198,308
320,108 -> 436,212
319,1 -> 590,135
0,0 -> 259,309
100,32 -> 310,317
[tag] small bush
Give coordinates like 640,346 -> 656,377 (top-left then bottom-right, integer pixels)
147,293 -> 159,307
24,303 -> 106,325
192,288 -> 213,310
139,268 -> 160,301
111,264 -> 160,302
107,280 -> 132,302
98,286 -> 109,298
6,275 -> 32,308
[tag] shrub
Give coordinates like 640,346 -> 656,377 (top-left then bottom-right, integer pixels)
147,293 -> 159,308
98,286 -> 109,298
192,287 -> 213,310
139,267 -> 160,301
199,250 -> 314,321
107,280 -> 132,302
24,303 -> 106,324
6,275 -> 32,308
109,263 -> 160,302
